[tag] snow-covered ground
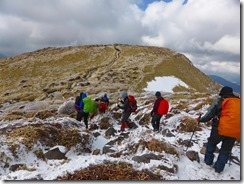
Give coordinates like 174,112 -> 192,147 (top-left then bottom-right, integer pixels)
0,76 -> 241,182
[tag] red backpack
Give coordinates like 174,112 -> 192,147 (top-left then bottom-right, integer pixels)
128,95 -> 137,112
158,99 -> 169,115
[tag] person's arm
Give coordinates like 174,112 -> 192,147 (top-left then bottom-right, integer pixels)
200,98 -> 221,122
118,98 -> 129,111
152,98 -> 162,115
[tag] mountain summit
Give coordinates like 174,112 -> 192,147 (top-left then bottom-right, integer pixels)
0,44 -> 219,104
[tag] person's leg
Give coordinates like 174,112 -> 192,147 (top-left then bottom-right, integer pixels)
121,112 -> 131,130
204,126 -> 222,165
77,111 -> 82,121
83,112 -> 89,129
213,137 -> 236,173
155,115 -> 162,131
151,115 -> 157,130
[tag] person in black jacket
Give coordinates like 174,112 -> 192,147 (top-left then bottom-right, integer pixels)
151,91 -> 164,132
117,91 -> 132,131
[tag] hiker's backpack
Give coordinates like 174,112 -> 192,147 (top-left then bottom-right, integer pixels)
128,95 -> 137,112
157,98 -> 169,115
101,95 -> 109,104
83,97 -> 94,113
218,97 -> 240,139
75,96 -> 81,112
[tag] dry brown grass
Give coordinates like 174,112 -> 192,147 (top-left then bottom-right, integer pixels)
158,164 -> 178,174
7,124 -> 86,149
0,44 -> 220,104
138,139 -> 179,157
178,116 -> 202,132
58,161 -> 162,180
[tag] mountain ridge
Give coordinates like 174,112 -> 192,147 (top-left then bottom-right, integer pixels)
0,44 -> 220,104
208,75 -> 240,94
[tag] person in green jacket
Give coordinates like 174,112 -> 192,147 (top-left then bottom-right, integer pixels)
83,96 -> 99,128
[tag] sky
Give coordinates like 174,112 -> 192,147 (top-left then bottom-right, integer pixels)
0,0 -> 241,83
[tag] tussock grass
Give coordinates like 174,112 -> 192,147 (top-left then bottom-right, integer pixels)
7,124 -> 87,149
0,44 -> 220,104
138,139 -> 179,157
58,161 -> 162,180
178,116 -> 202,132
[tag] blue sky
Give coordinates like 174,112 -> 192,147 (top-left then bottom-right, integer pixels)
0,0 -> 240,83
138,0 -> 187,10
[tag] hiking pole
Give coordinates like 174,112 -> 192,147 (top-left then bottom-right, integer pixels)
185,114 -> 202,152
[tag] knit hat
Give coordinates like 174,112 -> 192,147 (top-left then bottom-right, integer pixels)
155,91 -> 161,97
121,92 -> 128,99
219,86 -> 233,96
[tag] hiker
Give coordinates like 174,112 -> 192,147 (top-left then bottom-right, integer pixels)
76,92 -> 89,129
75,92 -> 86,121
101,93 -> 109,106
198,86 -> 240,173
117,92 -> 133,131
82,95 -> 98,129
89,99 -> 99,120
96,98 -> 107,114
150,91 -> 167,132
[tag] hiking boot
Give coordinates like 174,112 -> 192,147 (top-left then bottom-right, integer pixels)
153,129 -> 159,132
128,123 -> 134,129
204,162 -> 212,166
214,169 -> 222,174
119,128 -> 125,132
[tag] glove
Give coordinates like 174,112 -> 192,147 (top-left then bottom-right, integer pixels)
90,114 -> 95,120
196,115 -> 202,124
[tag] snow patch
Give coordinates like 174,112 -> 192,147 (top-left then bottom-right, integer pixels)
144,76 -> 189,92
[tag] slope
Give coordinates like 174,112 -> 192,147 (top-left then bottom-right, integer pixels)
0,44 -> 220,104
208,75 -> 240,94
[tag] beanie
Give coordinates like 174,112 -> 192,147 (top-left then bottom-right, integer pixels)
155,91 -> 161,97
219,86 -> 233,96
121,92 -> 128,99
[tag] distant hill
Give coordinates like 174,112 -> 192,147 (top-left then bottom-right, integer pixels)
0,53 -> 6,59
0,44 -> 220,104
208,75 -> 240,94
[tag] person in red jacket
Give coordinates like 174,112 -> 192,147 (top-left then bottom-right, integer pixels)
151,91 -> 164,132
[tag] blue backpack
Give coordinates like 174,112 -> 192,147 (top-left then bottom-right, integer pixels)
75,96 -> 81,112
101,94 -> 109,104
75,93 -> 87,112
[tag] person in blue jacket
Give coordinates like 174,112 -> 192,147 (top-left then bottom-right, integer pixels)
75,92 -> 89,129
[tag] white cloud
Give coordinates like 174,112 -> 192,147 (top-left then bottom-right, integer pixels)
207,61 -> 240,74
203,35 -> 240,55
141,0 -> 240,53
0,0 -> 240,81
140,0 -> 240,81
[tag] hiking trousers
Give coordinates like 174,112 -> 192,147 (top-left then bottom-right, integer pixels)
204,123 -> 236,173
151,114 -> 162,131
77,111 -> 89,129
120,111 -> 132,130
